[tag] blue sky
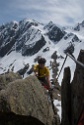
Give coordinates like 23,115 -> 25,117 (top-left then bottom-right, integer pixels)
0,0 -> 84,26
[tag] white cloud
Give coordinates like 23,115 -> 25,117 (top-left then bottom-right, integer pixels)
0,0 -> 84,26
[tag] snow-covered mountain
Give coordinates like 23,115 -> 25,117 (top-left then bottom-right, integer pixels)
0,19 -> 84,83
0,18 -> 84,120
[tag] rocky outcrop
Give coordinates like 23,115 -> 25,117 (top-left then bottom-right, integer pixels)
17,63 -> 29,77
61,67 -> 71,125
44,21 -> 66,42
0,72 -> 21,90
74,20 -> 84,31
0,74 -> 56,125
71,50 -> 84,125
61,50 -> 84,125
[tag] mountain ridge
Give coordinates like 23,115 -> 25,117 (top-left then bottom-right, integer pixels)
0,19 -> 67,57
0,18 -> 84,82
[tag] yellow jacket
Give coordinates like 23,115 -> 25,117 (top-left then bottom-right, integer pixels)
34,64 -> 50,78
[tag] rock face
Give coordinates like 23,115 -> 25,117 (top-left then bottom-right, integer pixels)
71,50 -> 84,125
44,21 -> 66,42
0,72 -> 22,90
61,67 -> 71,125
74,20 -> 84,31
61,50 -> 84,125
0,20 -> 46,57
0,19 -> 66,58
17,63 -> 29,77
0,74 -> 55,125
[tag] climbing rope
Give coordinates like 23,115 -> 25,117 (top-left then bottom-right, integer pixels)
57,54 -> 68,79
57,52 -> 84,79
67,53 -> 84,68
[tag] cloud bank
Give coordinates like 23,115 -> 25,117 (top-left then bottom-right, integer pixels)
0,0 -> 84,26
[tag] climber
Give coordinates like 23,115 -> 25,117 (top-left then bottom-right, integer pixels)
34,58 -> 52,90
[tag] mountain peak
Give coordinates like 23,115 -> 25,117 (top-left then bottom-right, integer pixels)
19,18 -> 41,27
74,20 -> 84,31
11,20 -> 19,25
44,21 -> 55,30
81,20 -> 84,27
